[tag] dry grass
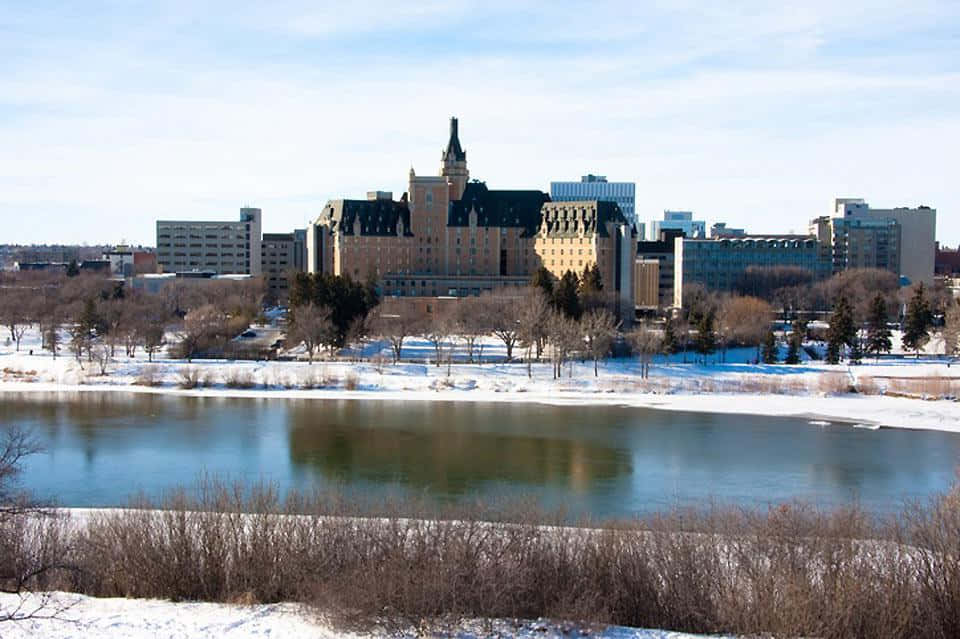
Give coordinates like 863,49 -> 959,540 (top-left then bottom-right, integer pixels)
884,375 -> 960,400
222,368 -> 255,389
816,371 -> 853,395
177,366 -> 200,389
343,372 -> 359,391
856,375 -> 883,395
8,480 -> 960,639
132,365 -> 163,387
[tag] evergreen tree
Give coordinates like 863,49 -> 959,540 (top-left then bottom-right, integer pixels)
785,333 -> 801,365
66,259 -> 80,277
662,316 -> 678,354
825,337 -> 841,365
864,293 -> 892,360
553,270 -> 582,320
693,311 -> 717,362
79,298 -> 106,336
826,296 -> 855,363
579,263 -> 603,295
848,336 -> 863,365
530,266 -> 555,299
902,283 -> 933,358
761,330 -> 778,364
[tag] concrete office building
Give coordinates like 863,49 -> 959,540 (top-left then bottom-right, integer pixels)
674,235 -> 831,308
832,198 -> 935,285
156,208 -> 262,276
551,175 -> 638,230
261,230 -> 306,303
635,229 -> 684,310
810,215 -> 901,275
649,210 -> 705,241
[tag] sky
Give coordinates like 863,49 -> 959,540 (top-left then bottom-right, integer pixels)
1,1 -> 958,246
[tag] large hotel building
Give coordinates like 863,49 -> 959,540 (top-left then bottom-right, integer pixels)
307,118 -> 638,321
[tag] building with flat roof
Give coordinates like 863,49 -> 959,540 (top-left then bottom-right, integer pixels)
674,234 -> 831,307
635,229 -> 684,310
550,175 -> 638,230
710,222 -> 746,238
261,230 -> 306,304
810,215 -> 901,275
649,210 -> 705,241
156,207 -> 262,276
831,198 -> 935,285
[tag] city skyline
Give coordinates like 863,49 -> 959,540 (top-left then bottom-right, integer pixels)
2,1 -> 957,245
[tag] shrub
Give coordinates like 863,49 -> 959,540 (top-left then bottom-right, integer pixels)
11,480 -> 955,639
177,366 -> 200,389
223,368 -> 255,389
133,365 -> 163,387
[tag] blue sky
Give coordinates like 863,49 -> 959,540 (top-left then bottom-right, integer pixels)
1,1 -> 958,245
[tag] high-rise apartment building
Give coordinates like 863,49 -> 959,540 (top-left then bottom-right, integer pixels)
156,207 -> 262,275
550,175 -> 638,230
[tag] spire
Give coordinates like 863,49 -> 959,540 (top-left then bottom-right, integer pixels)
443,116 -> 466,162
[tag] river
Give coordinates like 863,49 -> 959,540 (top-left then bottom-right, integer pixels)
3,391 -> 958,518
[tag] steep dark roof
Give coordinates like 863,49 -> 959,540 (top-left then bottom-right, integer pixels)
448,181 -> 551,237
443,117 -> 466,162
539,200 -> 633,238
324,199 -> 413,237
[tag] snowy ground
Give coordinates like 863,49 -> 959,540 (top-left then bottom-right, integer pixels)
0,592 -> 721,639
2,324 -> 959,433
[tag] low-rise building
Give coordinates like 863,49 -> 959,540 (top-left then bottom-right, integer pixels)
103,246 -> 157,276
261,231 -> 306,304
674,235 -> 831,307
156,207 -> 262,275
649,210 -> 705,241
710,222 -> 746,238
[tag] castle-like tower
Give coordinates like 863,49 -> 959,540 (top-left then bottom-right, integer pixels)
440,116 -> 469,200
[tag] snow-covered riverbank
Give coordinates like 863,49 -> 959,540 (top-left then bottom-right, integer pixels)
3,326 -> 959,434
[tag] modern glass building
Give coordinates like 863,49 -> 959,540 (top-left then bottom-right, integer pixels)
550,175 -> 637,229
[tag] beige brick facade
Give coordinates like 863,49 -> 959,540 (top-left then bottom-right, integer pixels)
307,118 -> 637,320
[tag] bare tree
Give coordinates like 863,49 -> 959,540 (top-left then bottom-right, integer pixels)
176,304 -> 228,362
344,313 -> 373,361
425,308 -> 456,367
547,311 -> 581,380
0,425 -> 74,624
371,300 -> 424,364
0,288 -> 30,352
451,297 -> 486,364
288,304 -> 334,364
483,293 -> 521,362
629,322 -> 662,379
718,295 -> 773,363
517,288 -> 551,362
582,308 -> 618,377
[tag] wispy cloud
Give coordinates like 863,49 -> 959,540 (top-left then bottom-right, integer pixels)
1,1 -> 957,244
